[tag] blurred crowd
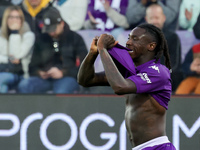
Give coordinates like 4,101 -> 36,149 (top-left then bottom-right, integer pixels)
0,0 -> 200,95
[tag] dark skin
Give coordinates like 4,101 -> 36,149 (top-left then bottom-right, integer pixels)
77,27 -> 166,147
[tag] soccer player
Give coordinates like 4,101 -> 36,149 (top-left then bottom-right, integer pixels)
77,23 -> 176,149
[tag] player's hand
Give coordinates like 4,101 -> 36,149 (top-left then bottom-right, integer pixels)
97,34 -> 118,51
47,67 -> 63,79
90,36 -> 99,54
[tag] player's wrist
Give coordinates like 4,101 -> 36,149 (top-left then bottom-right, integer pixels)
89,50 -> 98,57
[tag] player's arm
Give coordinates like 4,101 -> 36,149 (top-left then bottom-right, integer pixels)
77,37 -> 109,87
97,34 -> 137,95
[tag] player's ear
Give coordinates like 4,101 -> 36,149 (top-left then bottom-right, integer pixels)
148,42 -> 157,51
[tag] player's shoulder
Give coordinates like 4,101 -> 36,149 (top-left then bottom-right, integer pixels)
146,63 -> 170,78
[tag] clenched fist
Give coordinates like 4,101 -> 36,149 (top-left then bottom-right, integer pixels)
97,34 -> 118,51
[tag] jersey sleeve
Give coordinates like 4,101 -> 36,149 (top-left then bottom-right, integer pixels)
127,66 -> 171,94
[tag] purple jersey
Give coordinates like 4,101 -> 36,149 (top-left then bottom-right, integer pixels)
86,0 -> 128,31
108,44 -> 172,109
142,143 -> 176,150
132,136 -> 176,150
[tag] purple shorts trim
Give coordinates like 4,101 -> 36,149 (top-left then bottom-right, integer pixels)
142,143 -> 176,150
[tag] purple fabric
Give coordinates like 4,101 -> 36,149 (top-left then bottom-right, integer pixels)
86,0 -> 128,31
142,143 -> 176,150
108,44 -> 172,109
108,44 -> 135,77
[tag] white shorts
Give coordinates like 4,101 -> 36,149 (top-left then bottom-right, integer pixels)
132,136 -> 170,150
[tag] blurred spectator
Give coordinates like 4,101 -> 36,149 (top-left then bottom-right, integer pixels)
126,0 -> 181,31
53,0 -> 88,31
175,44 -> 200,94
193,13 -> 200,39
178,0 -> 200,31
18,7 -> 88,94
0,6 -> 35,93
20,0 -> 51,37
0,0 -> 23,26
145,3 -> 183,92
83,0 -> 129,38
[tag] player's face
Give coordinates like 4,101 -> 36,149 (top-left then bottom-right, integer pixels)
126,27 -> 151,61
